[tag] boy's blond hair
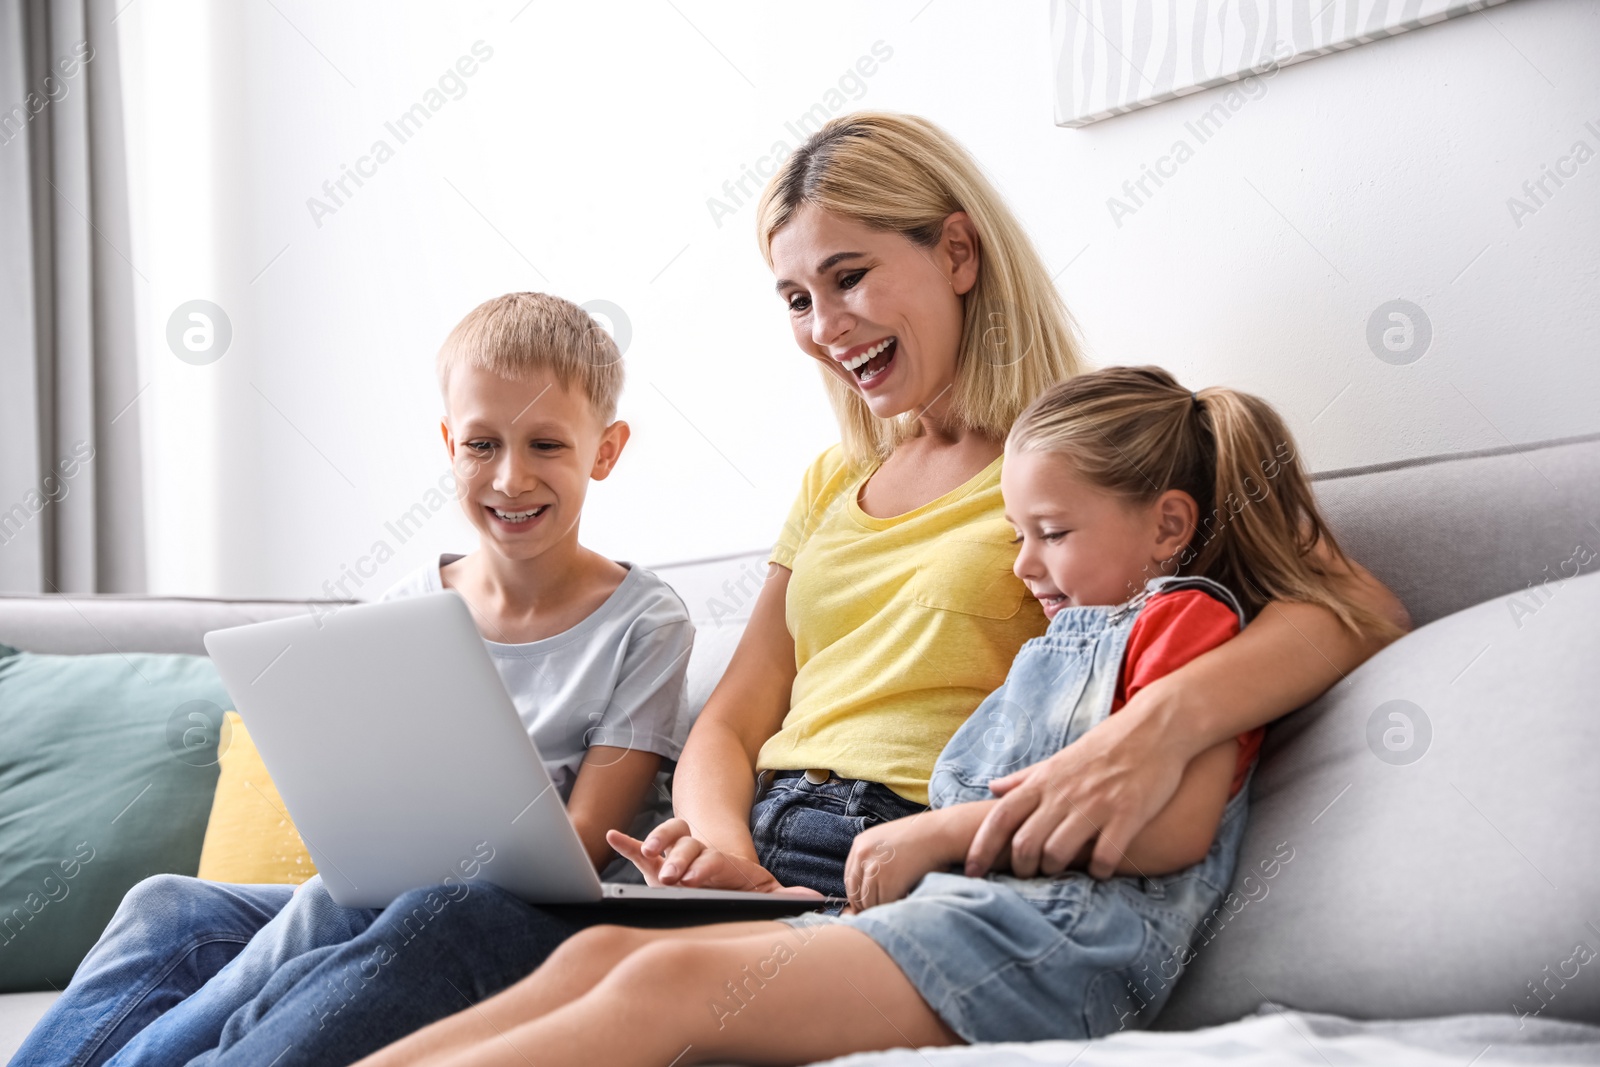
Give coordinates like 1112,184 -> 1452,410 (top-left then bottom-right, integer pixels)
437,293 -> 624,424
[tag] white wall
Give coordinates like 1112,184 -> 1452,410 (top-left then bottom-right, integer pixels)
115,0 -> 1599,598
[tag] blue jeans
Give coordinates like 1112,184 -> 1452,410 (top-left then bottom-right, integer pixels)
751,770 -> 928,905
8,876 -> 296,1067
13,776 -> 912,1067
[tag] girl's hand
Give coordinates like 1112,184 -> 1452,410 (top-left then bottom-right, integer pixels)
843,816 -> 957,913
966,696 -> 1182,880
606,821 -> 821,898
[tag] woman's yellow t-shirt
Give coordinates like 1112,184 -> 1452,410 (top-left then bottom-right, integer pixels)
760,443 -> 1048,805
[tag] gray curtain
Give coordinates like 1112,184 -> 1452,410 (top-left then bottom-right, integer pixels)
0,0 -> 144,594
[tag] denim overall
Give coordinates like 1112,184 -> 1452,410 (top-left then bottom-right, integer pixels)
786,575 -> 1257,1044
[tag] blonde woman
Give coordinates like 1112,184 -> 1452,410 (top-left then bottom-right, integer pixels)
173,113 -> 1403,1067
336,116 -> 1407,1066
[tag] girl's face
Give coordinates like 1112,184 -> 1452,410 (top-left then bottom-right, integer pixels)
769,204 -> 979,424
1001,448 -> 1197,620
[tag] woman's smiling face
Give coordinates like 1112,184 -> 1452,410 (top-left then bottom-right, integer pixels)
770,204 -> 978,423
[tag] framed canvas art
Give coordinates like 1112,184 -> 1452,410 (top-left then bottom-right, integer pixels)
1052,0 -> 1514,127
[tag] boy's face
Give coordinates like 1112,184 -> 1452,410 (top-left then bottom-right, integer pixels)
441,364 -> 628,563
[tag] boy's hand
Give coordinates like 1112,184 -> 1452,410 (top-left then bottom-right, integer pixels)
843,815 -> 959,914
606,821 -> 822,898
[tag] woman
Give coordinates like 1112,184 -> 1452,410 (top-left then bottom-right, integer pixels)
134,112 -> 1403,1067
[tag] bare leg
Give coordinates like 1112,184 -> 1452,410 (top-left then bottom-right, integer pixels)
353,920 -> 781,1067
420,923 -> 962,1067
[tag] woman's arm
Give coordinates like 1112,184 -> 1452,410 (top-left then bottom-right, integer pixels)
1077,738 -> 1237,874
651,563 -> 798,883
1154,554 -> 1408,753
967,558 -> 1409,881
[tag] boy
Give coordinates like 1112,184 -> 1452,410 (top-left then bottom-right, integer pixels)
12,293 -> 695,1067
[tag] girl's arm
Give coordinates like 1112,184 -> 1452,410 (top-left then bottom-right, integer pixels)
644,563 -> 798,888
967,556 -> 1408,881
565,747 -> 663,872
846,738 -> 1238,909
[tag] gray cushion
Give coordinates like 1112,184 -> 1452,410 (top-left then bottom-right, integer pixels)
1310,432 -> 1600,628
0,596 -> 344,656
1158,570 -> 1600,1028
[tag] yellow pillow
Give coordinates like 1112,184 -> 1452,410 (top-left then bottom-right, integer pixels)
197,712 -> 317,884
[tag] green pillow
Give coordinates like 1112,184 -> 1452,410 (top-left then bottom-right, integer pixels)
0,642 -> 231,991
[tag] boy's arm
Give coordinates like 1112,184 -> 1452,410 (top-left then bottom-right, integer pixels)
566,747 -> 665,872
570,606 -> 696,875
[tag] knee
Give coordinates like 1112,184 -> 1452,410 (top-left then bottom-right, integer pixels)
568,923 -> 649,954
115,873 -> 206,926
121,872 -> 194,906
603,939 -> 710,1001
276,875 -> 343,925
100,874 -> 259,953
549,923 -> 650,968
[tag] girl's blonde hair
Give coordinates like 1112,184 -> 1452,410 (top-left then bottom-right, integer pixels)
755,111 -> 1084,467
1008,366 -> 1401,640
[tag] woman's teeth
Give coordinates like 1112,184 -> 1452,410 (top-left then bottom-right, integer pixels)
491,505 -> 548,523
843,338 -> 896,380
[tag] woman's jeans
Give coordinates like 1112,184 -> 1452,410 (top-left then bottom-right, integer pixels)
10,773 -> 922,1067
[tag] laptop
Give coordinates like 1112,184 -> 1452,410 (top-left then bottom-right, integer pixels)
203,590 -> 834,915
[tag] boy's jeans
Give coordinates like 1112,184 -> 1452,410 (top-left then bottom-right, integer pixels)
9,875 -> 373,1067
11,776 -> 918,1067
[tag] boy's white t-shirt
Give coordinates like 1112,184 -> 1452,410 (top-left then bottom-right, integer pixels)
378,554 -> 695,806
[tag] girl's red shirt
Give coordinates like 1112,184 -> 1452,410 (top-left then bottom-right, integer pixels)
1111,589 -> 1265,799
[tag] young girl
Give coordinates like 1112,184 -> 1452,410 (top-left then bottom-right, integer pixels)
354,365 -> 1401,1066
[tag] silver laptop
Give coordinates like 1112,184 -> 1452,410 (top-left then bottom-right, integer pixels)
203,590 -> 832,914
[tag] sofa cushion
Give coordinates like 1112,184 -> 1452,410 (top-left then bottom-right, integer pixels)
0,596 -> 346,656
1309,432 -> 1600,628
1157,570 -> 1600,1028
196,713 -> 316,885
0,645 -> 232,992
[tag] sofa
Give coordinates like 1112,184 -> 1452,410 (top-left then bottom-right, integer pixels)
4,433 -> 1600,1065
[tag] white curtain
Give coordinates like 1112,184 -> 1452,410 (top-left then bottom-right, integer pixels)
0,0 -> 145,593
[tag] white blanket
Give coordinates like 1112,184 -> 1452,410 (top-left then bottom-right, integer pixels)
808,1003 -> 1600,1066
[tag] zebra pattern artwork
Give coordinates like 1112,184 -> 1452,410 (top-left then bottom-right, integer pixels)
1052,0 -> 1513,127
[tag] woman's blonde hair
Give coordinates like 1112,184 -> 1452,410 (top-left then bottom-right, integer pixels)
1008,366 -> 1402,640
756,111 -> 1084,467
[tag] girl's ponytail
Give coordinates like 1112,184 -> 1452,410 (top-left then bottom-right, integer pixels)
1008,367 -> 1401,641
1188,388 -> 1398,638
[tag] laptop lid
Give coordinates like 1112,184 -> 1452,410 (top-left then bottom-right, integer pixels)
203,591 -> 603,908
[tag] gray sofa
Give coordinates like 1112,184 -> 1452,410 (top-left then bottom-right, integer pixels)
4,433 -> 1599,1064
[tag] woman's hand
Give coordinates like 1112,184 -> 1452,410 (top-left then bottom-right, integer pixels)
966,692 -> 1182,881
968,574 -> 1409,881
606,821 -> 821,898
